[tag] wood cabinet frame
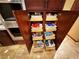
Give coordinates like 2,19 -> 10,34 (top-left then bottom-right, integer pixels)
14,10 -> 79,52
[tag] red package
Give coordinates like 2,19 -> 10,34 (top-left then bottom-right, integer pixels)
32,23 -> 39,27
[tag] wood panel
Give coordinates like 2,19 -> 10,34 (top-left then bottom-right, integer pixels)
55,11 -> 79,49
24,0 -> 66,11
14,10 -> 32,52
0,30 -> 14,46
25,0 -> 45,11
71,0 -> 79,11
14,10 -> 79,52
47,0 -> 65,10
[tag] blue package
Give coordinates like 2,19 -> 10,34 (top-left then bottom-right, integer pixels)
47,23 -> 56,26
37,41 -> 43,47
45,32 -> 52,36
45,40 -> 49,46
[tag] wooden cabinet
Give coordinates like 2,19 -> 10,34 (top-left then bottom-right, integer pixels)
0,30 -> 14,46
71,0 -> 79,11
25,0 -> 65,11
14,10 -> 79,52
55,11 -> 79,49
47,0 -> 65,10
14,11 -> 32,52
25,0 -> 45,11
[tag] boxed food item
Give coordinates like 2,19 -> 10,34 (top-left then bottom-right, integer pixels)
33,40 -> 44,48
32,40 -> 44,52
46,14 -> 58,21
45,23 -> 57,31
31,23 -> 43,32
30,15 -> 43,21
32,33 -> 43,40
45,40 -> 55,50
45,32 -> 55,39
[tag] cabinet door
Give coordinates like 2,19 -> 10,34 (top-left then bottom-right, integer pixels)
47,0 -> 65,10
25,0 -> 45,11
0,30 -> 14,46
14,10 -> 32,52
71,0 -> 79,11
55,12 -> 78,49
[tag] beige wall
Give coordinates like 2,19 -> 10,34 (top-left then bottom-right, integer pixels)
68,17 -> 79,41
63,0 -> 75,10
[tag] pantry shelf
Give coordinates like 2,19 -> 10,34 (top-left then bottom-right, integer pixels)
29,12 -> 58,52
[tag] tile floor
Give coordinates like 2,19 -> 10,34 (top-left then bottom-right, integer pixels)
0,44 -> 56,59
54,35 -> 79,59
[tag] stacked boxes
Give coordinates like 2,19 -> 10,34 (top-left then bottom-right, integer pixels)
31,23 -> 43,32
30,13 -> 58,52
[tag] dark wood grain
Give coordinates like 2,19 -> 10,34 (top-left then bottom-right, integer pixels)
71,0 -> 79,11
24,0 -> 66,11
14,10 -> 32,52
47,0 -> 66,10
25,0 -> 45,11
0,30 -> 14,46
55,11 -> 79,49
14,10 -> 79,52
